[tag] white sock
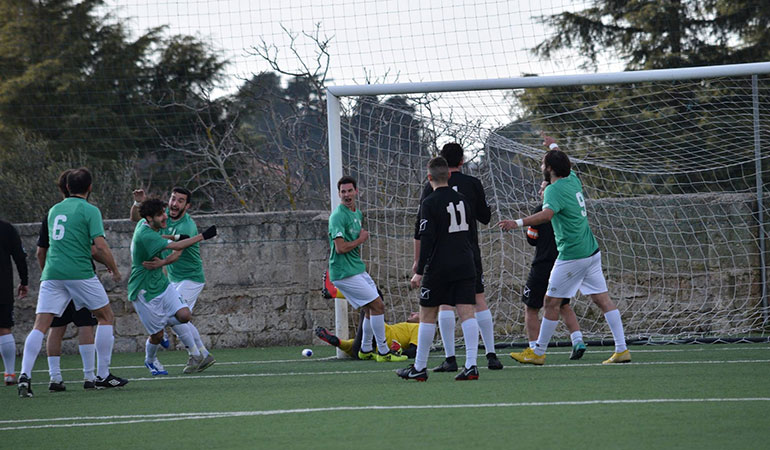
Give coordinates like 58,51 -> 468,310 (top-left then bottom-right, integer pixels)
437,310 -> 456,358
79,344 -> 96,381
461,318 -> 479,369
475,309 -> 495,354
570,331 -> 584,346
369,314 -> 389,354
21,329 -> 44,378
534,318 -> 558,356
0,333 -> 15,375
187,322 -> 209,357
360,317 -> 373,352
414,322 -> 436,371
145,338 -> 159,362
95,325 -> 114,379
47,356 -> 62,382
529,341 -> 537,349
171,323 -> 200,357
604,309 -> 627,353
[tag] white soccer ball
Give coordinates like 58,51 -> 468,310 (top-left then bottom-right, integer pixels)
302,348 -> 313,357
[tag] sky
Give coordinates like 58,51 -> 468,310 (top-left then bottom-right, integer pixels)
107,0 -> 609,94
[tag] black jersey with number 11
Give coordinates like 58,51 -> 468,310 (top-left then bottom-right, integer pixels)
415,186 -> 476,281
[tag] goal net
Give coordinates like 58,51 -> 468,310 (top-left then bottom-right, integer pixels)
327,63 -> 770,346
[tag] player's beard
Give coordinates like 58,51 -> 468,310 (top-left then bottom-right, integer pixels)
542,168 -> 551,182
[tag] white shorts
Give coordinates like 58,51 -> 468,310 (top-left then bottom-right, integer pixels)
170,280 -> 205,311
547,251 -> 608,299
36,277 -> 110,316
333,272 -> 379,309
132,284 -> 189,335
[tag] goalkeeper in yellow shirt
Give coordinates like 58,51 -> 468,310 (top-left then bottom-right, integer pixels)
319,272 -> 418,358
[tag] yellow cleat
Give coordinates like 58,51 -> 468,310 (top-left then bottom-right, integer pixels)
602,349 -> 631,364
509,347 -> 546,365
375,351 -> 408,362
358,349 -> 375,360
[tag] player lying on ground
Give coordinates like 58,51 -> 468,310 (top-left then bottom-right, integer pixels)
321,273 -> 418,358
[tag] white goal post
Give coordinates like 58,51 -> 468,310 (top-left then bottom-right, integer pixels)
326,62 -> 770,356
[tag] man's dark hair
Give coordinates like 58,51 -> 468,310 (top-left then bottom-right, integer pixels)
66,168 -> 92,195
439,143 -> 463,168
428,156 -> 450,183
172,187 -> 192,203
337,176 -> 357,191
543,150 -> 571,178
57,169 -> 73,198
139,198 -> 166,219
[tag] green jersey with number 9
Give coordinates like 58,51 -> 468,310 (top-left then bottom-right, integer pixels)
542,171 -> 598,260
41,197 -> 105,281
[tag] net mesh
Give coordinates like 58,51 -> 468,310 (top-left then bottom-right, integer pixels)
338,74 -> 770,343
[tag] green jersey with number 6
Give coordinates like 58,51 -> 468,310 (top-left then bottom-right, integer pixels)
542,171 -> 598,260
41,197 -> 105,281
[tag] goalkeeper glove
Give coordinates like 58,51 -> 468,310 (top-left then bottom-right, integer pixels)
201,225 -> 217,240
173,234 -> 190,241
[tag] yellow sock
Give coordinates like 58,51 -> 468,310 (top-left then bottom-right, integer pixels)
339,339 -> 354,357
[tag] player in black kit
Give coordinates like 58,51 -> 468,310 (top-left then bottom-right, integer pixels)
398,156 -> 480,381
0,219 -> 28,386
412,143 -> 501,371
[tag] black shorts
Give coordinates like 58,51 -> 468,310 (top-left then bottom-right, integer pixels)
0,302 -> 14,328
50,301 -> 97,328
521,265 -> 570,309
420,275 -> 476,308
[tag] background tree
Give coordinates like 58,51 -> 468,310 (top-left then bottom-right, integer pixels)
0,0 -> 227,221
506,0 -> 770,196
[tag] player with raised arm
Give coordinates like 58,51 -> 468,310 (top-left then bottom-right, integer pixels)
0,218 -> 28,386
412,143 -> 502,372
129,198 -> 217,375
499,135 -> 630,365
18,168 -> 126,397
130,187 -> 215,370
328,176 -> 407,363
398,156 -> 480,381
512,180 -> 586,361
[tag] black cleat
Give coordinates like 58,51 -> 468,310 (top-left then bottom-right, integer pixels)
315,327 -> 340,347
432,356 -> 458,372
396,364 -> 428,382
486,352 -> 503,370
17,374 -> 33,398
570,342 -> 587,360
455,365 -> 480,381
94,373 -> 129,389
49,380 -> 66,392
83,379 -> 96,390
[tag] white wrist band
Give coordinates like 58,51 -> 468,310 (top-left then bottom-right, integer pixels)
549,143 -> 559,150
515,219 -> 524,228
133,200 -> 141,207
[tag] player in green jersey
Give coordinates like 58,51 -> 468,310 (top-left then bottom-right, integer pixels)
130,187 -> 214,369
328,176 -> 406,363
128,198 -> 217,375
499,134 -> 630,365
18,168 -> 126,397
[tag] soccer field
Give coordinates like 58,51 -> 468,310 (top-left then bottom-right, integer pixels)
1,343 -> 769,449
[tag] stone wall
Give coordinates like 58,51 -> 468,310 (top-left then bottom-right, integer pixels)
8,191 -> 767,354
12,211 -> 333,354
